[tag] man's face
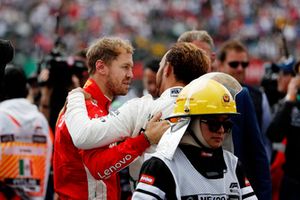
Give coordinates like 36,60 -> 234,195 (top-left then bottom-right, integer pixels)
156,54 -> 167,96
143,68 -> 158,97
277,71 -> 293,93
219,50 -> 249,83
106,49 -> 133,96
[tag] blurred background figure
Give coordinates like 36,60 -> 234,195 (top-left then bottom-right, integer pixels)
142,57 -> 160,98
216,40 -> 272,200
177,30 -> 215,71
0,39 -> 14,88
266,58 -> 299,200
37,45 -> 88,131
217,40 -> 273,162
0,66 -> 53,200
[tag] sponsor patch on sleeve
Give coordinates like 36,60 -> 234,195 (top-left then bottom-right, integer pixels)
139,174 -> 155,185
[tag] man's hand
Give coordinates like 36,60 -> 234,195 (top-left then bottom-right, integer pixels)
286,75 -> 300,101
68,87 -> 92,99
144,112 -> 170,145
61,88 -> 92,114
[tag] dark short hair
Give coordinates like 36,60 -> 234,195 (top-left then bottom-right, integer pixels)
1,66 -> 28,100
0,39 -> 14,83
218,40 -> 248,62
0,39 -> 14,65
166,42 -> 210,85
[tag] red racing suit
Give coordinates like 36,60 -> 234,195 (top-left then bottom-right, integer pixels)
53,78 -> 150,200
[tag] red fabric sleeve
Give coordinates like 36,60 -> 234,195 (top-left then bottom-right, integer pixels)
80,134 -> 150,180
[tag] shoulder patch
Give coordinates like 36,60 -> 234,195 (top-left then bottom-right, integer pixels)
170,88 -> 181,97
140,174 -> 155,185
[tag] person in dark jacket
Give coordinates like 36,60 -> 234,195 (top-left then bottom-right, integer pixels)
267,60 -> 300,200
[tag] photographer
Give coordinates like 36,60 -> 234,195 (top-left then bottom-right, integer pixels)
38,48 -> 88,131
266,59 -> 300,200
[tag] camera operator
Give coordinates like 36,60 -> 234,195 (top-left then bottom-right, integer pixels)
266,59 -> 300,200
38,48 -> 88,131
36,47 -> 87,200
0,39 -> 14,99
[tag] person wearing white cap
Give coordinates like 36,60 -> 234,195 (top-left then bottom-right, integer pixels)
132,73 -> 258,200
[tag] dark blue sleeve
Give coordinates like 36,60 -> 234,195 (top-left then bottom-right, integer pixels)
232,88 -> 271,200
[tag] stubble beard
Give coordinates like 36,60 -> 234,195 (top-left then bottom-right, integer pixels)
107,77 -> 129,96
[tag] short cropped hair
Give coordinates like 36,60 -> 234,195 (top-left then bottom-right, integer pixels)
166,42 -> 210,85
177,30 -> 214,49
1,66 -> 28,100
218,40 -> 248,62
86,37 -> 134,74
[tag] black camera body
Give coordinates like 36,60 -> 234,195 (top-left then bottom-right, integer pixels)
38,49 -> 87,88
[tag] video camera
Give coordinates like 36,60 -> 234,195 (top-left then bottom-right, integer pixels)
38,47 -> 87,88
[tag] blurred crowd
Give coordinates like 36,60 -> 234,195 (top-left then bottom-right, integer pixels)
1,1 -> 300,200
1,0 -> 300,79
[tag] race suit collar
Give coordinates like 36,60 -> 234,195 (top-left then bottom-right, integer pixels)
161,86 -> 183,98
83,78 -> 111,110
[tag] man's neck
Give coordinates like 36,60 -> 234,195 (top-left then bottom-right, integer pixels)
163,81 -> 185,92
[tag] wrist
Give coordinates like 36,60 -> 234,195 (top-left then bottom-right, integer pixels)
285,93 -> 297,102
140,128 -> 151,145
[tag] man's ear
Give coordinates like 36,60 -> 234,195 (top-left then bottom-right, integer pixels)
95,60 -> 107,75
164,62 -> 173,77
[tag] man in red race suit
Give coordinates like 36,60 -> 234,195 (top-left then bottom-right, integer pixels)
53,37 -> 169,199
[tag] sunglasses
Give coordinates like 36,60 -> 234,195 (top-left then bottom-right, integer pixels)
227,61 -> 249,69
200,119 -> 233,133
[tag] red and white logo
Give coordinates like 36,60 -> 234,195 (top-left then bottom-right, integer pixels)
245,177 -> 251,186
140,174 -> 155,185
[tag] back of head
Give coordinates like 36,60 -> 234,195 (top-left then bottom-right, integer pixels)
177,30 -> 214,49
86,37 -> 134,74
218,40 -> 247,63
0,39 -> 14,82
167,42 -> 210,85
1,66 -> 28,101
144,58 -> 160,73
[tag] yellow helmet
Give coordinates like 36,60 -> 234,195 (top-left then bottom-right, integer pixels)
168,72 -> 241,119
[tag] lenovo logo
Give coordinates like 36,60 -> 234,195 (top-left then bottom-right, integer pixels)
97,154 -> 132,179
